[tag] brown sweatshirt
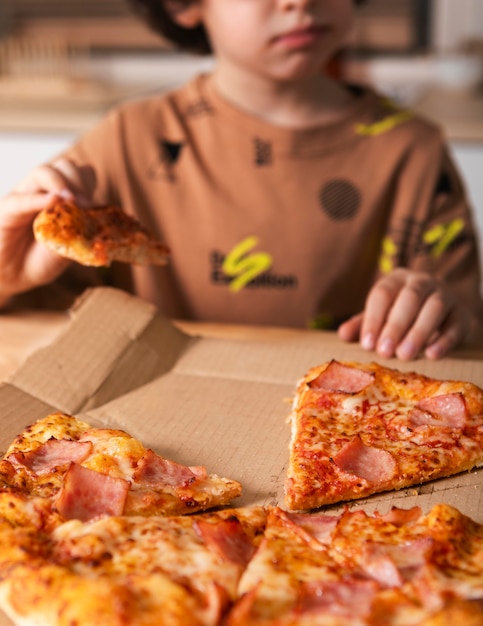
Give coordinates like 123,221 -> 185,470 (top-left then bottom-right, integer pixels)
43,73 -> 483,329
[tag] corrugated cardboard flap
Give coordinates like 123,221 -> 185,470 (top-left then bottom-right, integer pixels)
5,287 -> 193,413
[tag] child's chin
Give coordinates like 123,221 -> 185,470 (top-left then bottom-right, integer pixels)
272,60 -> 327,82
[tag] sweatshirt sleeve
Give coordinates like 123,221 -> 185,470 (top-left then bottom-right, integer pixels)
379,125 -> 483,327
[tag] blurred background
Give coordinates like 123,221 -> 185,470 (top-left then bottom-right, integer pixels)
0,0 -> 482,262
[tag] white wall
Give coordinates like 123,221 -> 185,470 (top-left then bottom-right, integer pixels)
451,142 -> 483,244
0,131 -> 76,197
431,0 -> 483,51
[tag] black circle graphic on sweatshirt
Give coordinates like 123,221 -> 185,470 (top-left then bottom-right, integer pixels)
320,179 -> 361,221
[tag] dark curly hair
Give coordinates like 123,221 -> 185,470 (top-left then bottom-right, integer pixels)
127,0 -> 368,56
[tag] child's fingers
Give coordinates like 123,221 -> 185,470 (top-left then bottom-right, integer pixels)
357,270 -> 410,354
12,158 -> 94,206
13,163 -> 76,196
50,158 -> 96,204
337,313 -> 363,343
424,309 -> 471,359
338,274 -> 406,352
24,240 -> 71,287
374,279 -> 440,358
338,268 -> 471,360
391,291 -> 454,360
0,191 -> 60,222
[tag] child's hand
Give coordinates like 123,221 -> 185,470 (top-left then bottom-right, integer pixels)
337,268 -> 472,360
0,158 -> 95,306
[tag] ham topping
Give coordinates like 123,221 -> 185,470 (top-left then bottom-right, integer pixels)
227,586 -> 258,623
361,538 -> 434,587
295,579 -> 377,617
378,506 -> 422,527
8,439 -> 92,475
333,436 -> 396,484
361,547 -> 403,588
284,510 -> 340,547
56,463 -> 130,521
195,517 -> 256,567
308,361 -> 374,394
409,393 -> 467,429
202,582 -> 231,625
132,449 -> 207,488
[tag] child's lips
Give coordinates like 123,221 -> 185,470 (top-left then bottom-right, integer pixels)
274,24 -> 331,49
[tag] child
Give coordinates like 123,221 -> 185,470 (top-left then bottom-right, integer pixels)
0,0 -> 482,361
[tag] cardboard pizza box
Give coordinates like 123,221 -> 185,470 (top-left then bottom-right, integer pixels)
0,286 -> 482,625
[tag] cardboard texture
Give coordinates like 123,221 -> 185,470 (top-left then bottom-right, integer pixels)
0,286 -> 482,625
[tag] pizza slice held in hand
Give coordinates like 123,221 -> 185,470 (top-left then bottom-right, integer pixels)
33,199 -> 170,267
0,412 -> 242,522
285,360 -> 483,510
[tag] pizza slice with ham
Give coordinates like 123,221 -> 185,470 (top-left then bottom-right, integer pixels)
228,503 -> 483,626
33,199 -> 170,267
0,505 -> 267,626
1,412 -> 242,522
285,360 -> 483,510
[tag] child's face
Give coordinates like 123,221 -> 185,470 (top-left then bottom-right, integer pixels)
197,0 -> 355,81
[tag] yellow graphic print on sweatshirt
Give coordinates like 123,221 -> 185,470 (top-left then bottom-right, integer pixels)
379,236 -> 399,274
222,236 -> 273,292
355,99 -> 414,137
379,218 -> 466,274
423,218 -> 465,258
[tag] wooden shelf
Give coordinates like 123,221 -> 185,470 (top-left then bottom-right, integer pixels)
15,17 -> 172,50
